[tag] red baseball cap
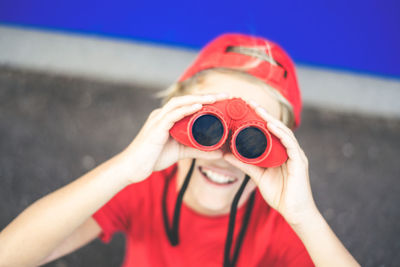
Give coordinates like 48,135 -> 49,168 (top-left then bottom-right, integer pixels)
178,33 -> 302,128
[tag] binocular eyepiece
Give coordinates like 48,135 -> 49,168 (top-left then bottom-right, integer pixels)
170,98 -> 288,168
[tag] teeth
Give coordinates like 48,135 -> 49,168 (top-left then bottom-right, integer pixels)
201,168 -> 236,184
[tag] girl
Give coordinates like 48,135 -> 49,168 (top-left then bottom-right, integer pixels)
0,34 -> 360,267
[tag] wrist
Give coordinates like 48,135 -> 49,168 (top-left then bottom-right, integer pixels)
283,202 -> 321,228
109,150 -> 140,186
116,147 -> 153,184
287,206 -> 323,231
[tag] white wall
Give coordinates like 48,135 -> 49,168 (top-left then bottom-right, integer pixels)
1,25 -> 400,118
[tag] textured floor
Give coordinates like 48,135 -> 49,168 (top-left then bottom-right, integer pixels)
0,67 -> 399,267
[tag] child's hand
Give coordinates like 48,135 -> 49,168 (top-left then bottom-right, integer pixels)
121,93 -> 228,184
223,101 -> 318,226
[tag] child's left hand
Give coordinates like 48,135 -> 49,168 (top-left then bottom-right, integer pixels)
223,101 -> 319,226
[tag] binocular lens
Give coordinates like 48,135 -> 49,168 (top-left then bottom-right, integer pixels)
235,127 -> 267,159
192,115 -> 224,146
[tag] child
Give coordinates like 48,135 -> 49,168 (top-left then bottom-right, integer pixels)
0,34 -> 360,267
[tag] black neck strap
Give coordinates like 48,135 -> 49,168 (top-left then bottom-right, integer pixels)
162,159 -> 196,246
223,175 -> 256,267
162,161 -> 256,267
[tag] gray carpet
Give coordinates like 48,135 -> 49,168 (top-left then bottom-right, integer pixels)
0,67 -> 399,266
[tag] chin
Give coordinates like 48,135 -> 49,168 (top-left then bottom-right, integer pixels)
179,158 -> 249,216
189,169 -> 240,215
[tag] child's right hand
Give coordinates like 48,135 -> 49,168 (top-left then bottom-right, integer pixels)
120,93 -> 228,184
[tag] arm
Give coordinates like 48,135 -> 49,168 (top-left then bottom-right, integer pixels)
224,101 -> 360,267
0,152 -> 132,267
289,210 -> 359,267
0,94 -> 227,267
38,217 -> 101,266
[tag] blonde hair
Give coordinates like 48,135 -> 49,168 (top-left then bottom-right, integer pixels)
156,68 -> 295,129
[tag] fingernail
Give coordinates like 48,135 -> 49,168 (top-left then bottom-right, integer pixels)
193,103 -> 202,109
256,106 -> 268,116
249,100 -> 259,107
268,122 -> 278,130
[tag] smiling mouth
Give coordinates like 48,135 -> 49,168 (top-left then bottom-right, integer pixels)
198,166 -> 238,185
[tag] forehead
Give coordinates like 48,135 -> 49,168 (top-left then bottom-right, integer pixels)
189,72 -> 282,120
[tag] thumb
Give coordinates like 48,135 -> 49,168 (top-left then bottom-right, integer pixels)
180,146 -> 223,160
223,154 -> 264,186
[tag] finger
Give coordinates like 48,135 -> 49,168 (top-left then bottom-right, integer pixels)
266,117 -> 308,166
248,101 -> 296,139
267,123 -> 303,161
159,103 -> 204,130
223,154 -> 264,186
213,92 -> 231,101
258,108 -> 296,139
249,101 -> 298,144
161,93 -> 228,115
190,92 -> 230,101
298,148 -> 309,166
180,146 -> 223,160
148,108 -> 161,119
247,101 -> 306,164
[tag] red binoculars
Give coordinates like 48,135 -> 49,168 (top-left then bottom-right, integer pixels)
169,98 -> 288,168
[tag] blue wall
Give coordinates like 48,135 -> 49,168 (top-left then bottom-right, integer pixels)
1,0 -> 399,78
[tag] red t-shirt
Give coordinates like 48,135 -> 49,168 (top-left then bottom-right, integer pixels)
92,164 -> 314,267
